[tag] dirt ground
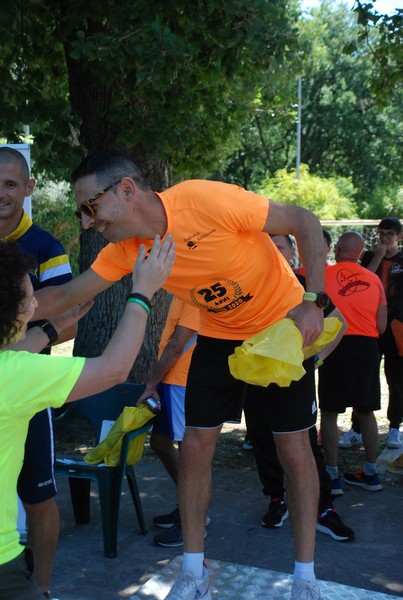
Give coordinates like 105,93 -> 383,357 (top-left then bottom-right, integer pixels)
54,341 -> 393,476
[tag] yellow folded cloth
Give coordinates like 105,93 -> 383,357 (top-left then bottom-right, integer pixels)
84,404 -> 155,467
228,317 -> 342,387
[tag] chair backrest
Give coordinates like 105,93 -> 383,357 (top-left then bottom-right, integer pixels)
68,382 -> 146,441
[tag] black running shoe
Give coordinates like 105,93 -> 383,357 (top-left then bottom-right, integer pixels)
261,498 -> 289,528
153,506 -> 180,529
154,522 -> 208,547
316,509 -> 355,542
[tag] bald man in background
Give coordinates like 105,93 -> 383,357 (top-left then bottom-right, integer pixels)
318,232 -> 387,494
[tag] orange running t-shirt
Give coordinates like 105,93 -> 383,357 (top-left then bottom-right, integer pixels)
324,261 -> 386,337
91,180 -> 304,339
159,297 -> 200,387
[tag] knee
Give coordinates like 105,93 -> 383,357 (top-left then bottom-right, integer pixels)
181,430 -> 218,469
275,432 -> 313,474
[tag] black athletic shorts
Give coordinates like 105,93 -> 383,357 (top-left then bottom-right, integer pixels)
318,335 -> 381,414
17,408 -> 57,504
185,335 -> 317,433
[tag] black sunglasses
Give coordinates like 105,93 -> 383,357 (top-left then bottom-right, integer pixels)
74,179 -> 122,219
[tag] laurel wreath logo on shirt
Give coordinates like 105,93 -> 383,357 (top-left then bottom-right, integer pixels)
190,278 -> 252,313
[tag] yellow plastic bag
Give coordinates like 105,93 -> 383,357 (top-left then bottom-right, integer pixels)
303,317 -> 343,359
228,317 -> 342,388
84,404 -> 155,467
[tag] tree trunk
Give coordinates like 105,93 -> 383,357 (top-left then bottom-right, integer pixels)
65,36 -> 172,382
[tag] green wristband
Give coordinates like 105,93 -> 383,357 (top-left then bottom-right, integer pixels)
127,297 -> 151,315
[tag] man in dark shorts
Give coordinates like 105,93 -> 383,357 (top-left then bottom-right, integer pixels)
0,147 -> 74,599
244,234 -> 354,542
319,232 -> 387,493
34,150 -> 329,600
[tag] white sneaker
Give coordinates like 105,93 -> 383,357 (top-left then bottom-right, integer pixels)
338,429 -> 363,448
165,564 -> 211,600
291,579 -> 321,600
387,428 -> 402,449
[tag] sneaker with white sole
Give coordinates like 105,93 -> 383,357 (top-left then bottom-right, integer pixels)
316,509 -> 355,542
153,506 -> 211,530
153,506 -> 180,529
291,578 -> 321,600
154,522 -> 208,547
261,498 -> 289,528
330,477 -> 343,496
387,428 -> 402,449
343,467 -> 383,491
338,429 -> 363,448
165,563 -> 211,600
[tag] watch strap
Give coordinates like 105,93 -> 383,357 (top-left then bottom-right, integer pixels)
37,320 -> 59,345
303,292 -> 317,302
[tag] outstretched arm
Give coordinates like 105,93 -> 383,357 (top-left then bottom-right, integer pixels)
34,267 -> 113,320
66,235 -> 176,401
10,301 -> 94,353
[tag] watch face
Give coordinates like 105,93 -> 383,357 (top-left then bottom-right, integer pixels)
145,397 -> 160,412
315,292 -> 330,309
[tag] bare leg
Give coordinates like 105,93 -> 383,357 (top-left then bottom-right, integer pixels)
274,430 -> 319,563
356,411 -> 378,464
178,426 -> 221,552
319,410 -> 339,468
150,432 -> 181,484
25,497 -> 59,594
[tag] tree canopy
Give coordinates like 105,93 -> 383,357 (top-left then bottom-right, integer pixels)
212,0 -> 402,216
0,0 -> 299,181
0,0 -> 301,378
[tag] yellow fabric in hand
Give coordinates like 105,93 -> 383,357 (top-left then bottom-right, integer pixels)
303,317 -> 343,359
228,317 -> 342,387
84,404 -> 155,467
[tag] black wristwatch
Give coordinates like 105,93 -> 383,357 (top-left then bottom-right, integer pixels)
303,291 -> 330,309
37,320 -> 59,345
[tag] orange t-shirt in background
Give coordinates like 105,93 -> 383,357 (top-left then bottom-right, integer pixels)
324,261 -> 386,337
91,180 -> 304,340
159,298 -> 200,387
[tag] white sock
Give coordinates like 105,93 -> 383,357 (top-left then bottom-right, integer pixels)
293,560 -> 316,582
326,465 -> 339,480
363,461 -> 377,475
183,552 -> 204,578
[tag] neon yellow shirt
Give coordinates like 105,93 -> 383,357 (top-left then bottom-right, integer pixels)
0,351 -> 84,565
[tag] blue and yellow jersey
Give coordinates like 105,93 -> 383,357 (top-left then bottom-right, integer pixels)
2,210 -> 72,291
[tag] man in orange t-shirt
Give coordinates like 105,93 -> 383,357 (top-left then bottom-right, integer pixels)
319,231 -> 387,494
34,150 -> 328,600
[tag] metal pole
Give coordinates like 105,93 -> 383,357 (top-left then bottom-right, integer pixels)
296,76 -> 302,179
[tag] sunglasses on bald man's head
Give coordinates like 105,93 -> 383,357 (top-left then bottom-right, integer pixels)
74,179 -> 122,220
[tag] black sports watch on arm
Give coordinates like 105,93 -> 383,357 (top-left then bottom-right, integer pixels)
303,291 -> 330,309
37,319 -> 59,345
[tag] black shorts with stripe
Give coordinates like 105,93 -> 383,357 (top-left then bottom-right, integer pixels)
185,335 -> 317,433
